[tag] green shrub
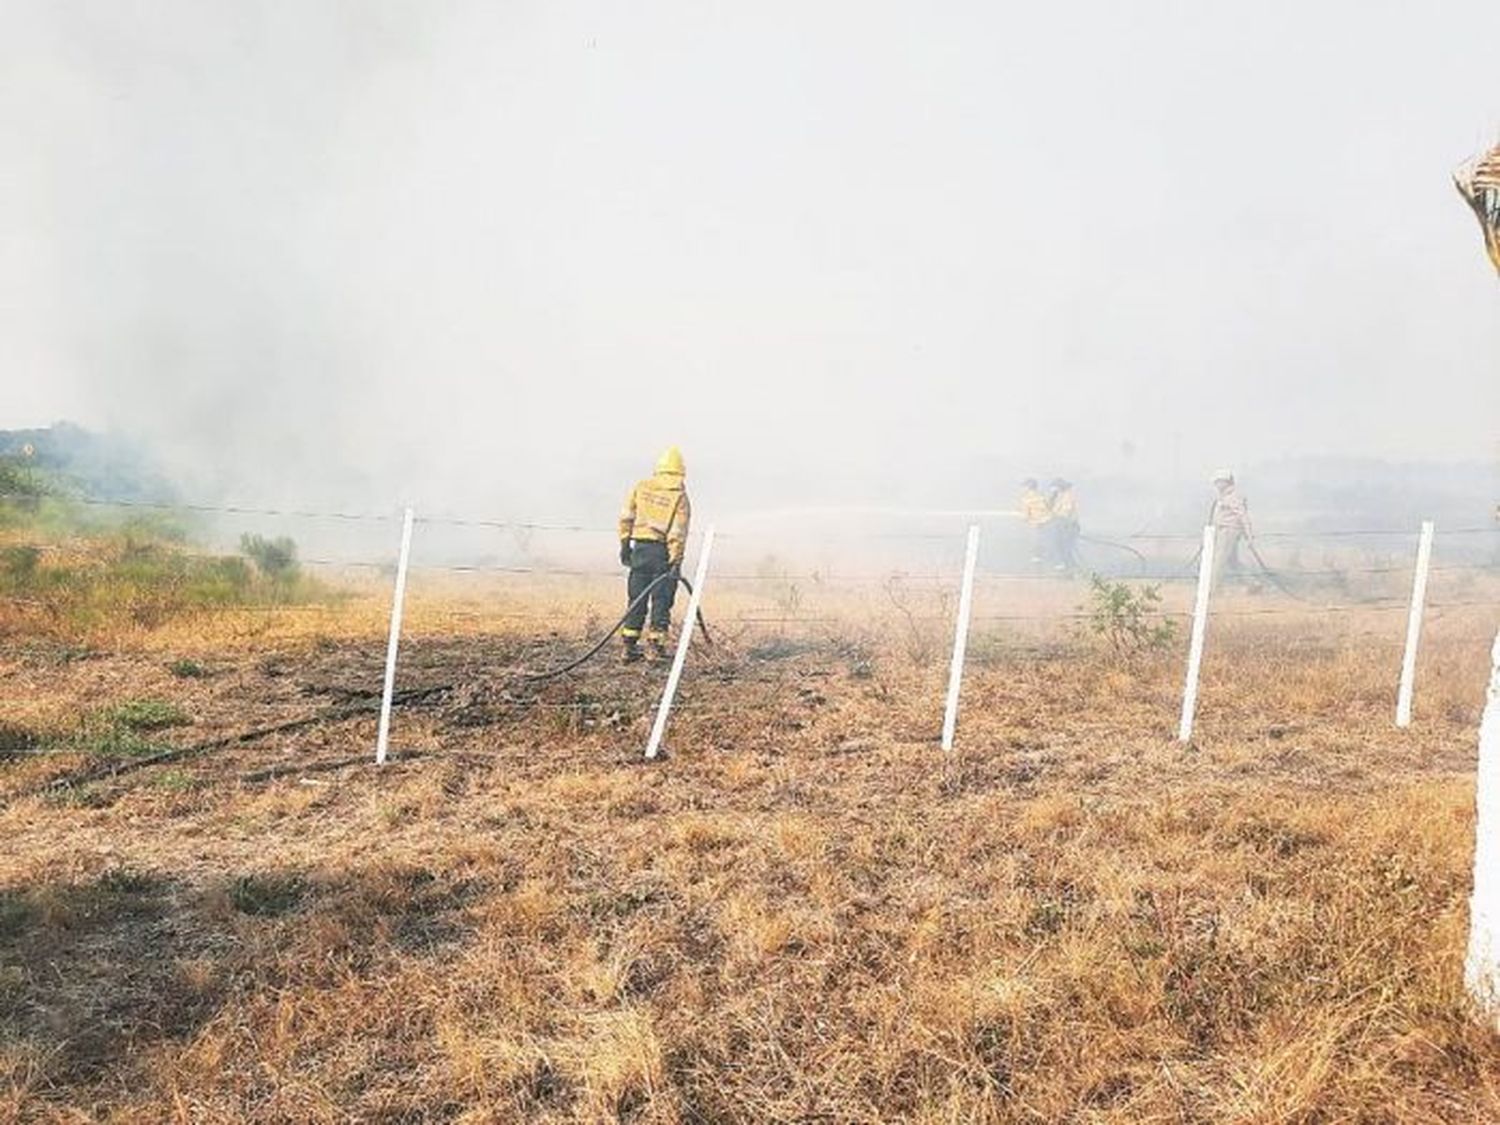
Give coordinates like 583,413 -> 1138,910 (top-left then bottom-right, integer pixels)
230,873 -> 307,917
102,699 -> 190,732
50,698 -> 191,759
0,499 -> 337,638
1083,575 -> 1177,657
67,724 -> 160,758
0,535 -> 333,638
0,477 -> 192,541
239,534 -> 300,582
0,457 -> 51,504
0,545 -> 40,584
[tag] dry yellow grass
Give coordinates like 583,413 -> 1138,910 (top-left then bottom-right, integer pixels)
1,575 -> 1498,1121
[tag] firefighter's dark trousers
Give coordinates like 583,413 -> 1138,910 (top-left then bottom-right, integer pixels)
623,540 -> 678,644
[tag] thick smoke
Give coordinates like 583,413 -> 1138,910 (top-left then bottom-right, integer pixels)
4,1 -> 1498,529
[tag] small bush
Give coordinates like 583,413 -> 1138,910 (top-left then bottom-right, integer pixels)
0,456 -> 52,505
0,532 -> 329,640
885,577 -> 949,667
168,658 -> 209,679
230,873 -> 307,917
0,722 -> 39,753
70,725 -> 160,758
98,868 -> 160,895
239,534 -> 301,582
53,699 -> 191,758
1083,575 -> 1177,657
103,699 -> 190,732
0,545 -> 40,583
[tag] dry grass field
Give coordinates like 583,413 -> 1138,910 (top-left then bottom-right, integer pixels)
2,563 -> 1499,1122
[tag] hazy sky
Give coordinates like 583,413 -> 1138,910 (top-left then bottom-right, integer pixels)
3,1 -> 1498,514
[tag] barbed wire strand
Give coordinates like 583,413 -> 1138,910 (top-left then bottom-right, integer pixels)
11,540 -> 1499,583
4,489 -> 1496,540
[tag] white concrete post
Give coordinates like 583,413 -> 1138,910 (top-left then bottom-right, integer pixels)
375,506 -> 415,766
941,524 -> 981,751
645,527 -> 715,761
1395,519 -> 1435,728
1464,630 -> 1500,1024
1177,525 -> 1216,743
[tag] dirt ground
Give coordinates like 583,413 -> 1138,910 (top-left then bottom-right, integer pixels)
1,588 -> 1498,1121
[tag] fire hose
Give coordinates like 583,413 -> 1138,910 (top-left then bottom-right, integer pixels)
517,569 -> 712,682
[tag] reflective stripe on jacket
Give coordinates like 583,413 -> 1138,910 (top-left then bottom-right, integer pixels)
619,473 -> 691,562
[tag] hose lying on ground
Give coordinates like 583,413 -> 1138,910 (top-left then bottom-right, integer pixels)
518,570 -> 712,682
11,575 -> 715,797
8,685 -> 450,803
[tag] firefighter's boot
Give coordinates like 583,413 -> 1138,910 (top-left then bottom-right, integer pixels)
622,637 -> 643,664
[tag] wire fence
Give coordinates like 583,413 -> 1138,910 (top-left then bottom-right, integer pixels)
2,486 -> 1498,628
10,539 -> 1500,583
5,488 -> 1499,535
2,488 -> 1497,770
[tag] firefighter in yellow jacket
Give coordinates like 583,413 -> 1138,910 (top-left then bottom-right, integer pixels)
618,447 -> 692,663
1019,479 -> 1052,566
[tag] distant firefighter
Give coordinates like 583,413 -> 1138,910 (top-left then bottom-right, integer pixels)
1209,469 -> 1253,585
1019,478 -> 1053,566
618,446 -> 692,663
1047,478 -> 1080,573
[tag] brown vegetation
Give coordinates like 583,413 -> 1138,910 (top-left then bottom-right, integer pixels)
1,571 -> 1498,1121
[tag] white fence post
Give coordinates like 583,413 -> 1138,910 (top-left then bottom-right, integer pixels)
1395,519 -> 1435,728
941,524 -> 981,751
375,506 -> 415,766
645,527 -> 716,761
1465,630 -> 1500,1025
1177,525 -> 1216,743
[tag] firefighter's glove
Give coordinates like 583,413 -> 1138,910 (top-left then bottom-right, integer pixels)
619,541 -> 632,567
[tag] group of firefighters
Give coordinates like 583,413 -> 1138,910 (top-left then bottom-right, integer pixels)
614,135 -> 1500,666
615,448 -> 1258,662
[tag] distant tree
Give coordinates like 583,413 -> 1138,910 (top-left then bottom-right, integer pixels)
0,451 -> 49,502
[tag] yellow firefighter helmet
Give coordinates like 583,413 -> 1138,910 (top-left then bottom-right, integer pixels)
655,446 -> 685,476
